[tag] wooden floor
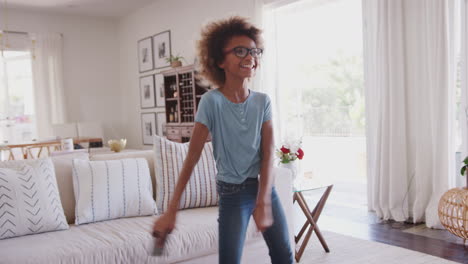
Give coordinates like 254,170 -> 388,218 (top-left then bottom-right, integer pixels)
296,182 -> 468,264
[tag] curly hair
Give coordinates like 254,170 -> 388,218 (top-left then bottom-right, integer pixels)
196,16 -> 264,88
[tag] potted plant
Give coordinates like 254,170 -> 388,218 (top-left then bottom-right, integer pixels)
166,54 -> 184,68
460,156 -> 468,188
277,145 -> 304,164
276,140 -> 304,181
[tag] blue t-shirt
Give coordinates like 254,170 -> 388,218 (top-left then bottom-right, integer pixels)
194,89 -> 272,184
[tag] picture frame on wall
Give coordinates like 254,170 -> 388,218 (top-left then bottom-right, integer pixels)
138,37 -> 154,73
155,73 -> 165,107
153,30 -> 171,69
141,113 -> 157,145
140,75 -> 156,109
156,111 -> 166,136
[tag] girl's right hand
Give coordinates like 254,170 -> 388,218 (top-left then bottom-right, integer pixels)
153,211 -> 176,247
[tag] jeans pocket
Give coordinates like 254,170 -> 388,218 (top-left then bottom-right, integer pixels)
216,180 -> 242,196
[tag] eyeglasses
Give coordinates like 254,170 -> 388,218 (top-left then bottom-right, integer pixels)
225,47 -> 263,58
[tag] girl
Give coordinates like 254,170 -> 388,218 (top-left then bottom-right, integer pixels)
153,16 -> 293,264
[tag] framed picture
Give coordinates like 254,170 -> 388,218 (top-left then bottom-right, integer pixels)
138,37 -> 154,73
141,113 -> 157,145
156,111 -> 166,136
140,75 -> 155,109
153,30 -> 171,69
155,73 -> 165,107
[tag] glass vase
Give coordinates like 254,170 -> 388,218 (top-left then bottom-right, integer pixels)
280,162 -> 297,182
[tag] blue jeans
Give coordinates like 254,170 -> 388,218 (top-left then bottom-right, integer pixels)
217,178 -> 293,264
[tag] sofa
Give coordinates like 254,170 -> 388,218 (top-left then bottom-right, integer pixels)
0,149 -> 294,264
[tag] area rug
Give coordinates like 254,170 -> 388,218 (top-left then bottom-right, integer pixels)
293,231 -> 459,264
402,224 -> 466,246
186,230 -> 460,264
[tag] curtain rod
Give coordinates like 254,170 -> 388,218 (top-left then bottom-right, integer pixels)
2,30 -> 28,35
1,30 -> 63,37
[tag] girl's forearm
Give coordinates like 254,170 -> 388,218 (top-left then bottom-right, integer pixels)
258,151 -> 274,205
258,120 -> 275,205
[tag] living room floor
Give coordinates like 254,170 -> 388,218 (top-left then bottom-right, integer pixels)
296,181 -> 468,264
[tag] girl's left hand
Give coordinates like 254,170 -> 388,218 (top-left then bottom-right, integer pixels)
253,203 -> 273,232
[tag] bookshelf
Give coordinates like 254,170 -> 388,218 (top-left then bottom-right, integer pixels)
162,65 -> 209,142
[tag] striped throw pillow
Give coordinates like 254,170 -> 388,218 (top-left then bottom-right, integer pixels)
72,158 -> 157,225
154,136 -> 218,213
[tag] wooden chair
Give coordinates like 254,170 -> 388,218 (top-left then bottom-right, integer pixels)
25,143 -> 62,159
0,146 -> 14,161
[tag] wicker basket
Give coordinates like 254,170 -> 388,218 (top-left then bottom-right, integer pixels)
438,187 -> 468,242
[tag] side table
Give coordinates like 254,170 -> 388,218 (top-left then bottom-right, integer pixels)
293,179 -> 333,262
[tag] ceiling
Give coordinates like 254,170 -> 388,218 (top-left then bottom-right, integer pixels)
3,0 -> 157,18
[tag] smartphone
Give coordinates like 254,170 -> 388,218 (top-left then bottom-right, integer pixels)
152,231 -> 166,256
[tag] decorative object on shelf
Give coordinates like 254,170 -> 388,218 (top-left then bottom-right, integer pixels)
108,139 -> 127,152
166,54 -> 184,68
139,75 -> 156,108
137,36 -> 154,73
156,112 -> 166,136
169,107 -> 175,122
438,157 -> 468,243
276,139 -> 304,181
141,113 -> 157,145
154,73 -> 165,107
153,30 -> 171,69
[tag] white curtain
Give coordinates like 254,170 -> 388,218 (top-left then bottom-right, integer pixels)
459,0 -> 468,187
363,0 -> 456,228
31,33 -> 67,139
256,0 -> 305,145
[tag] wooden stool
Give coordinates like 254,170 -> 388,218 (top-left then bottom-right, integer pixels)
438,187 -> 468,244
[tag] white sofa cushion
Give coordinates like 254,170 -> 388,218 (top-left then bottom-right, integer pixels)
72,158 -> 157,225
51,151 -> 90,224
153,136 -> 218,213
0,207 -> 263,263
0,158 -> 68,239
90,150 -> 156,198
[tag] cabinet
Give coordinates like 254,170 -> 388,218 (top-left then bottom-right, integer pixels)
162,65 -> 209,143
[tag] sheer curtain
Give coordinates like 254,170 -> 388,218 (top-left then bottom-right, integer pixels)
31,33 -> 67,139
363,0 -> 456,227
257,0 -> 304,145
459,0 -> 468,187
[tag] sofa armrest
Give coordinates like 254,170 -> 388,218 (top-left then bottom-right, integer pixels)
273,167 -> 295,248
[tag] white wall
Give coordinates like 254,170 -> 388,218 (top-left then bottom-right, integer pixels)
118,0 -> 256,148
7,8 -> 122,141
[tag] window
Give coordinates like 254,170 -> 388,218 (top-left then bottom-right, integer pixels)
0,51 -> 36,144
265,0 -> 366,184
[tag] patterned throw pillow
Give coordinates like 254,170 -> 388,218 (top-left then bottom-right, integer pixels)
153,135 -> 218,213
51,151 -> 90,224
72,158 -> 157,225
0,158 -> 69,240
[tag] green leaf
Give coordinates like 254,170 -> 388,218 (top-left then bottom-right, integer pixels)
461,166 -> 466,176
463,156 -> 468,165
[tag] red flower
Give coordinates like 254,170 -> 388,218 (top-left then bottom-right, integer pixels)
280,146 -> 290,154
296,148 -> 304,160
